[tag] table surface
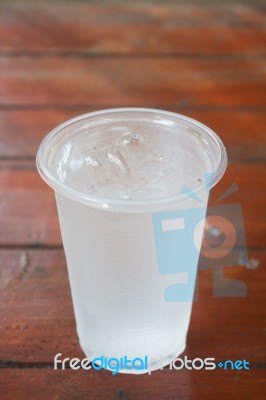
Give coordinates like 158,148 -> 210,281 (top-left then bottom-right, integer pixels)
0,2 -> 265,399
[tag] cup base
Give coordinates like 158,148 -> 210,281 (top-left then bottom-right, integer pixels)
79,339 -> 186,375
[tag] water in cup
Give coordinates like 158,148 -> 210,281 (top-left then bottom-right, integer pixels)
37,109 -> 227,373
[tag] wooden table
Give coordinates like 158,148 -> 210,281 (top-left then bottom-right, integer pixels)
0,2 -> 265,399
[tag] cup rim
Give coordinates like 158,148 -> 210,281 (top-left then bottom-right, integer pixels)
36,107 -> 227,212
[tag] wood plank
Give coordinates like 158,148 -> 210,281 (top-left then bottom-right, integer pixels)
0,109 -> 265,162
185,110 -> 266,163
0,369 -> 265,400
0,165 -> 61,246
0,58 -> 265,107
0,163 -> 265,247
0,4 -> 265,55
0,249 -> 264,364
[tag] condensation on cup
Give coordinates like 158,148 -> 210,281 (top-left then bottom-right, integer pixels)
37,108 -> 227,373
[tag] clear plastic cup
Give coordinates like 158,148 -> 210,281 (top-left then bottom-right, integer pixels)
36,108 -> 227,373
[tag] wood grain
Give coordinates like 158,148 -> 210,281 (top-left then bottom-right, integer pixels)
0,369 -> 264,400
0,58 -> 265,107
0,109 -> 265,162
0,249 -> 264,363
0,4 -> 265,55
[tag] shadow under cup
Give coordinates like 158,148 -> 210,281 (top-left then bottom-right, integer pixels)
36,108 -> 227,374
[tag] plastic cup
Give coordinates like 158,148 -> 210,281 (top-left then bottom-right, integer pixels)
36,108 -> 227,374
